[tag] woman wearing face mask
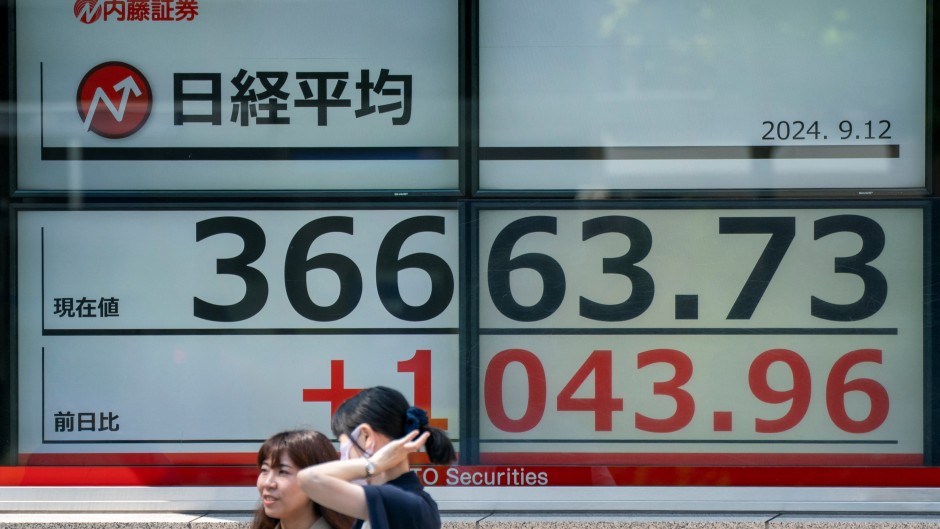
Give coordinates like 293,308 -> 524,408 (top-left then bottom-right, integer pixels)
254,430 -> 355,529
298,386 -> 456,529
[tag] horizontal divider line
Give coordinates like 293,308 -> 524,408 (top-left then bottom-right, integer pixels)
481,439 -> 899,445
479,144 -> 900,160
41,146 -> 460,161
480,328 -> 898,335
43,328 -> 459,336
41,439 -> 265,444
41,438 -> 461,445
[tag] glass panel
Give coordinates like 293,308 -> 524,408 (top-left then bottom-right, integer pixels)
478,0 -> 927,194
15,0 -> 460,193
16,207 -> 460,465
475,203 -> 924,466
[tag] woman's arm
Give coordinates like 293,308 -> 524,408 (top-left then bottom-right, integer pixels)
298,459 -> 370,520
297,430 -> 430,521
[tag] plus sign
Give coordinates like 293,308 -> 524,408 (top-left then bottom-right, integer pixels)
303,360 -> 361,414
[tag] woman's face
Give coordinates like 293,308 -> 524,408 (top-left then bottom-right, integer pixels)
257,453 -> 312,525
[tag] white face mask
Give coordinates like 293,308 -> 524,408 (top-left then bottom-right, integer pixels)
340,425 -> 371,486
340,425 -> 372,460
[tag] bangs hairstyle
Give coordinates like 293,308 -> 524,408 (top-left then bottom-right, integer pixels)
256,430 -> 336,471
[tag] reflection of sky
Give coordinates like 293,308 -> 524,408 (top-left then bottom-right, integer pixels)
20,0 -> 456,61
479,0 -> 925,146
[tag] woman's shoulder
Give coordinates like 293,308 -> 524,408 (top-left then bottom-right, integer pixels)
386,471 -> 423,491
311,517 -> 333,529
367,472 -> 433,506
365,473 -> 440,529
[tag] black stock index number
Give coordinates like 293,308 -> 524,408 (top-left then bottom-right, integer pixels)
719,217 -> 794,320
194,215 -> 454,322
195,216 -> 268,323
487,214 -> 887,323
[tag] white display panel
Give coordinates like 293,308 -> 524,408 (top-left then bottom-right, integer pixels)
16,0 -> 459,192
476,205 -> 924,465
478,0 -> 927,193
17,208 -> 460,459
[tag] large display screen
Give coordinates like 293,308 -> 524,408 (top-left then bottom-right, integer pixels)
3,0 -> 939,500
478,0 -> 927,194
16,207 -> 461,462
15,0 -> 460,193
474,203 -> 926,466
13,202 -> 929,474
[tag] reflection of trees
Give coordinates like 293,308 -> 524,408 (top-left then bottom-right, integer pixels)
597,0 -> 861,95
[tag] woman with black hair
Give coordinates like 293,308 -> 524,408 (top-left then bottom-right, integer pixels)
298,386 -> 456,529
254,430 -> 354,529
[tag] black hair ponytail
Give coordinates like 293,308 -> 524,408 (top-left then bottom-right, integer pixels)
332,386 -> 457,465
423,425 -> 456,465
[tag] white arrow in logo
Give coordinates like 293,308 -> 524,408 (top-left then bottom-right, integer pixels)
83,76 -> 142,131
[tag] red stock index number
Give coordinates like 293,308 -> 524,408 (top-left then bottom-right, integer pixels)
484,347 -> 888,434
303,349 -> 449,430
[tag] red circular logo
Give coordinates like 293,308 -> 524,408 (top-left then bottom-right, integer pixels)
77,62 -> 153,139
74,0 -> 102,24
